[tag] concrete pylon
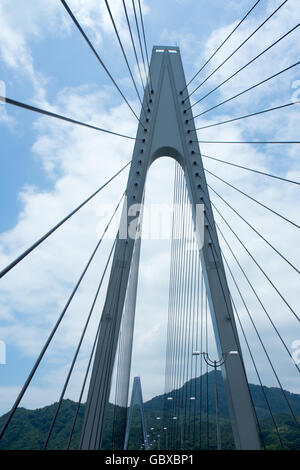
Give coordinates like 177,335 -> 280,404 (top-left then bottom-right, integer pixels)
79,46 -> 261,450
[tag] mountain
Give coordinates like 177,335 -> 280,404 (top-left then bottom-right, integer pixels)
146,372 -> 300,418
0,372 -> 299,450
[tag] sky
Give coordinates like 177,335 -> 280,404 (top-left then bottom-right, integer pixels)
0,0 -> 299,417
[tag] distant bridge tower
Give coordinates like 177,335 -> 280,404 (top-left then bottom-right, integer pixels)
124,377 -> 150,450
79,45 -> 261,451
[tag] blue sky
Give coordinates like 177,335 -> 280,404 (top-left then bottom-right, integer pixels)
0,0 -> 299,414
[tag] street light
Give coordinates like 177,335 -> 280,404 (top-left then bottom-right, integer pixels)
192,350 -> 239,361
163,427 -> 168,450
171,416 -> 183,450
155,417 -> 161,449
192,351 -> 239,450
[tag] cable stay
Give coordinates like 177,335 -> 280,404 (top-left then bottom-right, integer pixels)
122,0 -> 149,106
0,194 -> 125,443
223,259 -> 294,448
204,168 -> 300,230
104,0 -> 147,117
185,0 -> 288,101
67,313 -> 101,449
131,0 -> 151,96
43,238 -> 117,449
137,0 -> 153,92
228,290 -> 284,449
214,224 -> 300,426
60,0 -> 145,128
185,23 -> 300,111
182,0 -> 262,93
79,234 -> 127,446
191,101 -> 300,131
193,139 -> 300,144
0,96 -> 140,141
0,162 -> 130,280
206,209 -> 300,376
209,202 -> 300,323
207,183 -> 299,274
201,153 -> 300,186
191,61 -> 300,120
192,61 -> 300,121
202,208 -> 300,434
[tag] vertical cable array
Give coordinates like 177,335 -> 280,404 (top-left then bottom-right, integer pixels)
163,163 -> 222,450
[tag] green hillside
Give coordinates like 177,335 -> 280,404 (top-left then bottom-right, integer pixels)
0,372 -> 299,450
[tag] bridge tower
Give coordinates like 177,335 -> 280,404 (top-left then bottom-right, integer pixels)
79,46 -> 261,450
124,377 -> 150,451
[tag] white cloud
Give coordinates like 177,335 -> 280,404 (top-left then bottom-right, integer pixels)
0,0 -> 150,108
0,0 -> 299,426
0,0 -> 63,102
192,0 -> 300,106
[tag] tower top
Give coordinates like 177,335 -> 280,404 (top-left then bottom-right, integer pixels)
152,45 -> 180,53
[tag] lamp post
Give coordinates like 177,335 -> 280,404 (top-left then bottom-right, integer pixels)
163,427 -> 168,450
167,395 -> 184,450
172,415 -> 183,450
149,427 -> 155,449
165,397 -> 173,449
187,396 -> 196,449
192,350 -> 238,450
156,417 -> 161,450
